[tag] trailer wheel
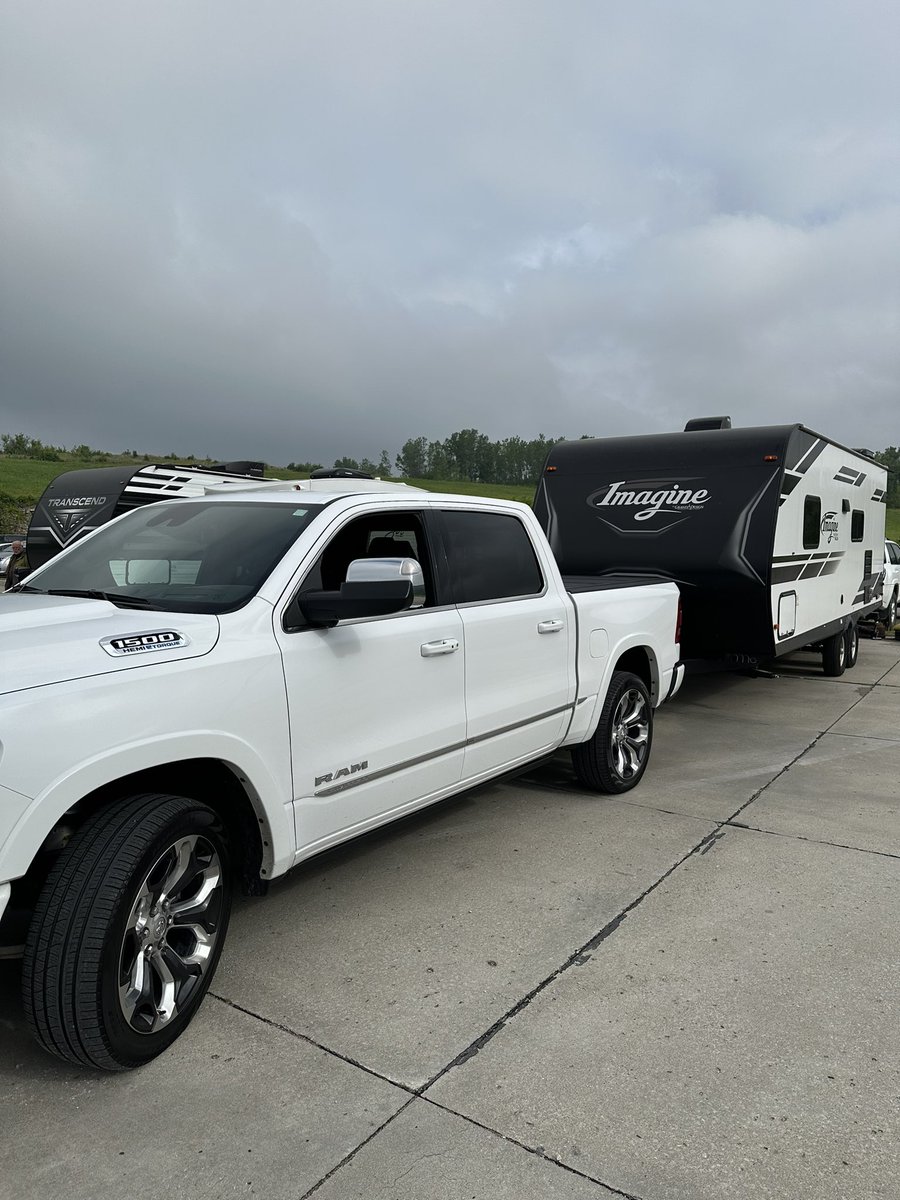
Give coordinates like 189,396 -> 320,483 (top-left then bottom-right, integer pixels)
572,671 -> 653,793
844,622 -> 859,669
23,793 -> 231,1071
822,630 -> 846,677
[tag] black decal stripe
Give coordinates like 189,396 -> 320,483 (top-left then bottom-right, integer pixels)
786,435 -> 826,474
780,473 -> 802,495
792,440 -> 826,475
834,467 -> 862,484
800,562 -> 826,580
772,552 -> 842,564
314,705 -> 572,797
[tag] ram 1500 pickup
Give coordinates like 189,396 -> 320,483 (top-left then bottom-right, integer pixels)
0,481 -> 683,1069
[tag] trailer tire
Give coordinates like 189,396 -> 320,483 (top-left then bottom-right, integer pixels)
23,793 -> 232,1071
844,622 -> 859,669
572,671 -> 653,794
822,630 -> 846,677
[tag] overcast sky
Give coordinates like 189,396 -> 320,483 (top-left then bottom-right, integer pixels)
1,1 -> 898,468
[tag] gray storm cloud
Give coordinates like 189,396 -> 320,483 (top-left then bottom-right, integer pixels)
1,0 -> 898,465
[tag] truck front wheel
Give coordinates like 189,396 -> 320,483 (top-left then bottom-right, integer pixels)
23,793 -> 232,1071
572,671 -> 653,793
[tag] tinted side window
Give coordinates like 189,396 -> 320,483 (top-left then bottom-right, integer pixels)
802,496 -> 821,550
300,512 -> 433,599
441,511 -> 544,603
888,542 -> 900,565
851,510 -> 864,542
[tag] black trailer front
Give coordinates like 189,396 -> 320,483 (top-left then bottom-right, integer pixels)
534,425 -> 806,663
26,462 -> 265,571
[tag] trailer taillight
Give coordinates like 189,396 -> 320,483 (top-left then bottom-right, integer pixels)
763,455 -> 778,462
545,465 -> 558,472
675,595 -> 683,644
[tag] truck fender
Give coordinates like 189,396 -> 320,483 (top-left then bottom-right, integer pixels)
568,637 -> 664,747
0,732 -> 294,884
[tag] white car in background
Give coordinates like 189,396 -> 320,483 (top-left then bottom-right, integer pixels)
882,539 -> 900,627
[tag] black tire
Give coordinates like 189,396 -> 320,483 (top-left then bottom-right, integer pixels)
822,630 -> 846,676
572,671 -> 653,793
844,622 -> 859,669
23,793 -> 232,1071
885,595 -> 897,629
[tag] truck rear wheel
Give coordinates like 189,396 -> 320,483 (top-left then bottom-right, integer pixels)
572,671 -> 653,793
23,793 -> 232,1071
822,630 -> 846,676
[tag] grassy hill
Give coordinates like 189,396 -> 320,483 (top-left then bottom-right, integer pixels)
1,454 -> 897,539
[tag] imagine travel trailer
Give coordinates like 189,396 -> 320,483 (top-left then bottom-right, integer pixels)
533,419 -> 888,675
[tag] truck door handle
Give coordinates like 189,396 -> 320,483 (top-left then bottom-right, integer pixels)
537,620 -> 564,634
420,639 -> 460,657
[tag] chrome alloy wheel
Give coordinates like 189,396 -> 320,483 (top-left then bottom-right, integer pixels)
118,834 -> 224,1035
609,688 -> 650,780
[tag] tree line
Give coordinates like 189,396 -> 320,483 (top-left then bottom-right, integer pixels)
324,430 -> 574,486
3,430 -> 899,503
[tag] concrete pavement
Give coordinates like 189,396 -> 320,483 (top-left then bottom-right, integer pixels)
2,636 -> 898,1199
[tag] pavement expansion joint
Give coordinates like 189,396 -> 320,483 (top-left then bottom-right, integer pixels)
419,1096 -> 646,1200
726,820 -> 900,860
298,1094 -> 419,1199
207,991 -> 417,1095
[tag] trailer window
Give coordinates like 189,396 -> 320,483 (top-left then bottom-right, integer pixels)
802,496 -> 821,549
851,510 -> 864,542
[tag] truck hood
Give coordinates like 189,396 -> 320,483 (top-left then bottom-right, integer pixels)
0,594 -> 220,695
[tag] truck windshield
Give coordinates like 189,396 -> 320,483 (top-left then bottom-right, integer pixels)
21,500 -> 324,613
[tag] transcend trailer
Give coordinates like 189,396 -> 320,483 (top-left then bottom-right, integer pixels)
533,420 -> 888,675
25,461 -> 266,571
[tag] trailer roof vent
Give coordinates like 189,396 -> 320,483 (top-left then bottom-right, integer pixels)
684,416 -> 732,431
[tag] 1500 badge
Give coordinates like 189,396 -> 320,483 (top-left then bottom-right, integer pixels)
100,630 -> 189,657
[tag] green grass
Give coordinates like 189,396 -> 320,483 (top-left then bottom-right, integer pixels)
0,455 -> 168,502
886,509 -> 900,542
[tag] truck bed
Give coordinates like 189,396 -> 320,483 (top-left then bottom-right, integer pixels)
563,573 -> 671,593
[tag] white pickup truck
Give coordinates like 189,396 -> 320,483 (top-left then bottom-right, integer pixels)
0,480 -> 683,1070
881,539 -> 900,627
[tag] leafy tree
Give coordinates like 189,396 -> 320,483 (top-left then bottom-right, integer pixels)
334,456 -> 360,470
395,437 -> 428,478
377,450 -> 392,477
874,447 -> 900,507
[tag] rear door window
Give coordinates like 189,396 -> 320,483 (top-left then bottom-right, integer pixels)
440,511 -> 544,603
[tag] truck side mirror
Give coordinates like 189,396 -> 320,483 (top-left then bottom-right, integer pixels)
345,556 -> 426,608
288,579 -> 415,630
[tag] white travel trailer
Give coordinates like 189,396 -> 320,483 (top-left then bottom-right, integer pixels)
534,418 -> 888,675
